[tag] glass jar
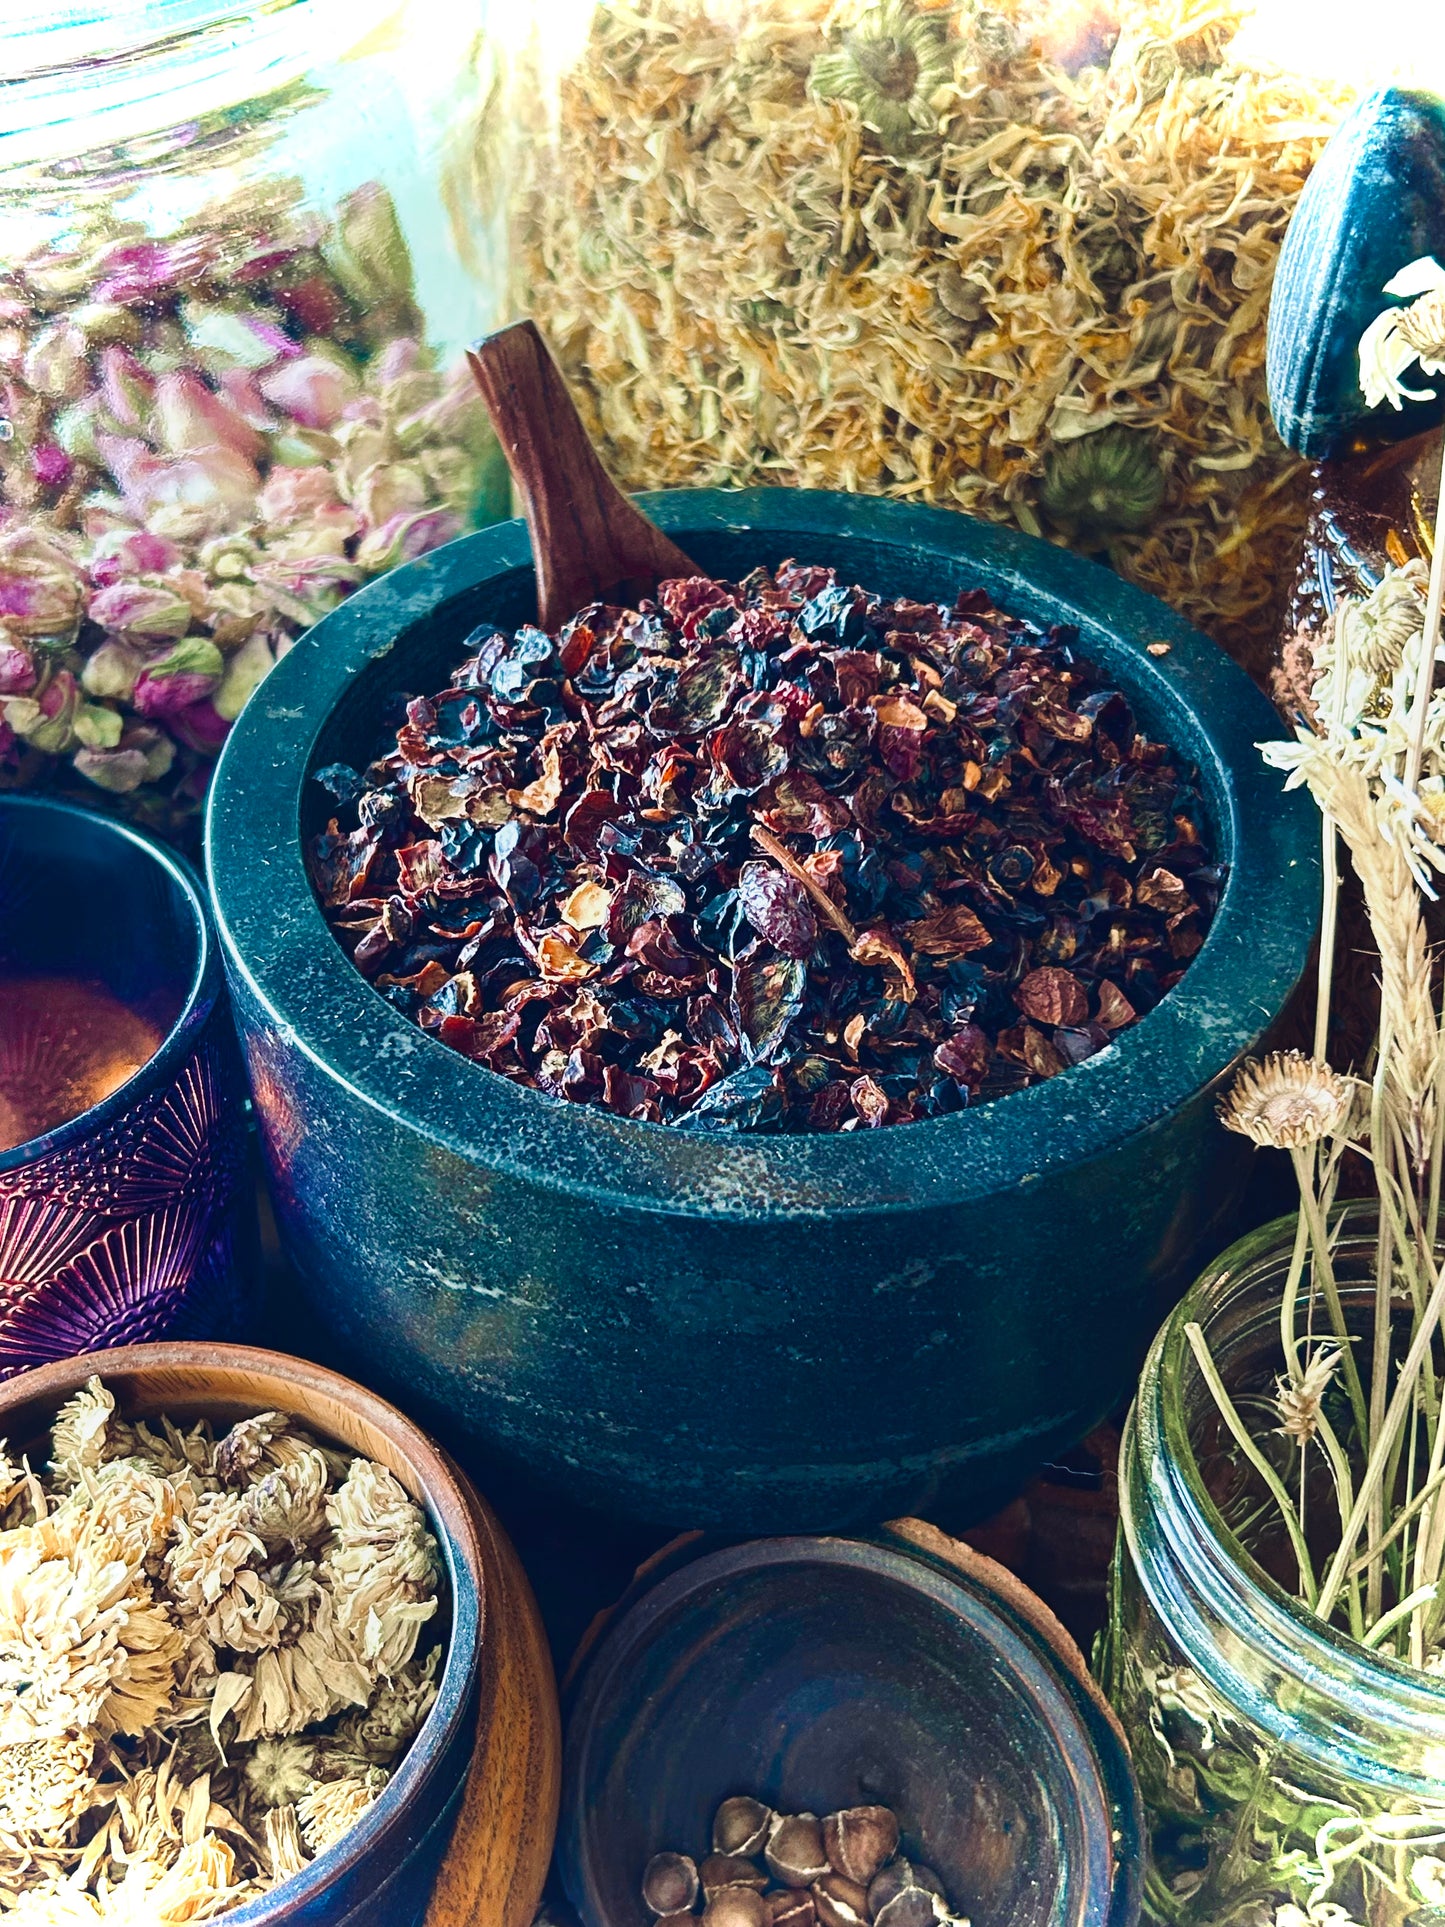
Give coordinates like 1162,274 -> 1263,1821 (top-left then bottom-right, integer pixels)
1100,1212 -> 1445,1927
0,0 -> 508,842
495,0 -> 1359,677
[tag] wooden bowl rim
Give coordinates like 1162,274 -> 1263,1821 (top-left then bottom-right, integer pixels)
0,1341 -> 485,1924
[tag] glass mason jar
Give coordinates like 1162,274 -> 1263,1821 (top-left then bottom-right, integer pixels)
495,0 -> 1357,676
0,0 -> 508,842
1100,1211 -> 1445,1927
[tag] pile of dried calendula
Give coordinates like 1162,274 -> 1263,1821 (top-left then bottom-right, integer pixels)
0,1379 -> 444,1922
644,1800 -> 969,1927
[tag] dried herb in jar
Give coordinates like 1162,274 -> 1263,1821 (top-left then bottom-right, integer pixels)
309,562 -> 1222,1133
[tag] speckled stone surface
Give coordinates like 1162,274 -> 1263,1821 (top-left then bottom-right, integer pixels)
1267,88 -> 1445,459
206,488 -> 1316,1533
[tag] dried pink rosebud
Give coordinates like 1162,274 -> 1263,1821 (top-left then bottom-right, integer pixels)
73,701 -> 123,750
141,447 -> 259,537
5,667 -> 80,753
354,459 -> 428,529
87,575 -> 194,641
91,529 -> 180,579
152,369 -> 265,461
214,630 -> 276,721
0,528 -> 85,639
53,396 -> 105,462
257,464 -> 342,529
98,344 -> 155,430
274,275 -> 346,338
0,633 -> 37,694
31,442 -> 73,490
181,300 -> 298,370
93,235 -> 215,303
73,743 -> 151,793
22,321 -> 88,400
81,638 -> 146,702
131,635 -> 225,720
355,506 -> 461,573
215,366 -> 278,430
370,336 -> 425,389
168,694 -> 231,754
259,353 -> 357,430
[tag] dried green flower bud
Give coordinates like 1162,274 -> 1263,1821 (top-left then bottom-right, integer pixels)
701,1856 -> 768,1899
713,1796 -> 773,1857
704,1890 -> 769,1927
73,702 -> 123,751
823,1809 -> 899,1886
813,1872 -> 870,1927
766,1814 -> 830,1889
644,1853 -> 701,1916
81,639 -> 144,702
1039,426 -> 1165,535
23,322 -> 89,401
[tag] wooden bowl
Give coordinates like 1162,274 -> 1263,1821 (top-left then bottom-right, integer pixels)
0,1342 -> 560,1927
558,1521 -> 1141,1927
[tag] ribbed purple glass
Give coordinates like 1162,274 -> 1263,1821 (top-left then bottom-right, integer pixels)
0,796 -> 253,1372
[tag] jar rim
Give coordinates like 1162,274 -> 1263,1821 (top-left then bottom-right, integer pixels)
1125,1205 -> 1445,1788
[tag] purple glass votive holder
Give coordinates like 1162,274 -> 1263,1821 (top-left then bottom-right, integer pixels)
0,794 -> 254,1372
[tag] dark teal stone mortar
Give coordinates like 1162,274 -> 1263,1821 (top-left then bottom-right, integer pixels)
206,489 -> 1316,1532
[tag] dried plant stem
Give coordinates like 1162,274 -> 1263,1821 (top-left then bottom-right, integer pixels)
1347,1466 -> 1445,1577
1314,814 -> 1339,1063
1402,435 -> 1445,799
1292,1148 -> 1369,1444
1360,1583 -> 1437,1650
1185,1321 -> 1319,1607
1318,1251 -> 1445,1622
750,823 -> 859,945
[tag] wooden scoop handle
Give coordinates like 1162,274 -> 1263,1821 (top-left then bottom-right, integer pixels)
467,320 -> 700,631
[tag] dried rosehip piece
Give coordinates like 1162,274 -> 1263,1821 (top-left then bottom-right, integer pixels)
310,563 -> 1221,1133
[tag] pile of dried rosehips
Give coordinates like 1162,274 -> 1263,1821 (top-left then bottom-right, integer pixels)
309,563 -> 1221,1133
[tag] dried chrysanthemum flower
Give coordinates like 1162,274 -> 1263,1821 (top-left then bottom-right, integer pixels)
59,1460 -> 179,1574
241,1451 -> 330,1554
213,1412 -> 293,1488
1360,257 -> 1445,412
326,1647 -> 441,1766
165,1492 -> 265,1621
809,0 -> 953,155
1219,1052 -> 1353,1151
243,1735 -> 317,1810
0,1517 -> 182,1742
296,1768 -> 387,1855
1275,1347 -> 1342,1447
262,1802 -> 309,1882
0,1733 -> 97,1844
322,1462 -> 439,1680
50,1380 -> 134,1486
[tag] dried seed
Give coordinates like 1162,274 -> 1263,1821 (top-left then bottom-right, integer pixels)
766,1812 -> 830,1887
701,1855 -> 769,1898
813,1872 -> 871,1927
644,1853 -> 701,1915
704,1890 -> 771,1927
823,1809 -> 900,1886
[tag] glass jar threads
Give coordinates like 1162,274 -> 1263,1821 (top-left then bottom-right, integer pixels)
0,0 -> 507,841
1100,1213 -> 1445,1927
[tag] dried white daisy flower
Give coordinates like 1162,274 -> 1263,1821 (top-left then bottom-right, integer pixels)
1359,256 -> 1445,412
1334,561 -> 1429,685
1220,1052 -> 1354,1151
262,1802 -> 309,1882
1276,1347 -> 1343,1446
296,1768 -> 387,1855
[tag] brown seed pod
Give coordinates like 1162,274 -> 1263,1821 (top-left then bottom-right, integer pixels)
701,1856 -> 769,1899
766,1814 -> 830,1888
714,1796 -> 775,1858
704,1890 -> 771,1927
910,1869 -> 945,1902
768,1894 -> 817,1927
812,1872 -> 870,1927
873,1890 -> 937,1927
644,1853 -> 701,1916
823,1809 -> 900,1887
866,1863 -> 911,1918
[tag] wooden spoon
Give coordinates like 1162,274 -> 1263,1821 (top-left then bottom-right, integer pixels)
467,319 -> 700,630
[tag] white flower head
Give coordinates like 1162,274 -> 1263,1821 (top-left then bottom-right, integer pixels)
1360,256 -> 1445,411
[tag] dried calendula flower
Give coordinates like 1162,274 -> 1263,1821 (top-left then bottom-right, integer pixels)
0,1383 -> 445,1916
1039,428 -> 1166,536
809,0 -> 954,156
1219,1051 -> 1354,1151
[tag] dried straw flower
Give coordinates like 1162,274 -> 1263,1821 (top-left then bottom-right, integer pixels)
1276,1348 -> 1342,1447
1219,1052 -> 1353,1151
